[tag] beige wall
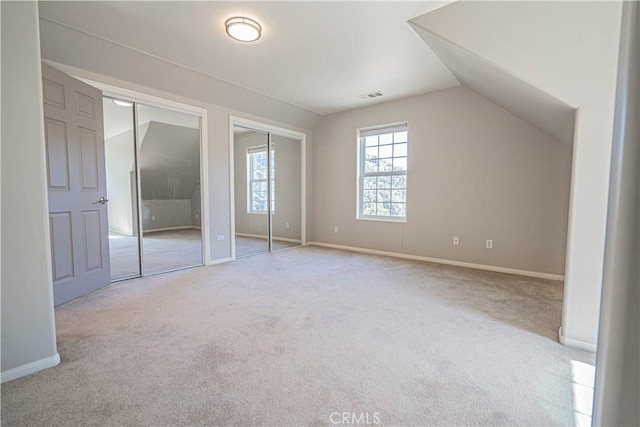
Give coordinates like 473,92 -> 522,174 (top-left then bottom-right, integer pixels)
1,1 -> 59,378
311,86 -> 572,275
234,131 -> 302,241
411,0 -> 623,350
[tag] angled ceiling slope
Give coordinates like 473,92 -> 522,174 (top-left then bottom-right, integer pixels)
409,17 -> 575,145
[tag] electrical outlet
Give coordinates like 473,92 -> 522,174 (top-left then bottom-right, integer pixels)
151,215 -> 156,221
195,213 -> 199,219
216,235 -> 224,241
286,222 -> 290,229
453,236 -> 459,246
334,226 -> 339,233
486,239 -> 493,249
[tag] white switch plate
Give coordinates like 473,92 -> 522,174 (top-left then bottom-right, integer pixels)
195,213 -> 199,219
453,236 -> 459,246
334,226 -> 339,233
216,235 -> 224,241
486,239 -> 493,249
286,222 -> 290,229
151,215 -> 156,221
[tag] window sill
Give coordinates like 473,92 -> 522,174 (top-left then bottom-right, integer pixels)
356,216 -> 407,224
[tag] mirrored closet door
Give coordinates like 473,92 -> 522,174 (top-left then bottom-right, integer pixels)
104,97 -> 203,280
233,125 -> 302,258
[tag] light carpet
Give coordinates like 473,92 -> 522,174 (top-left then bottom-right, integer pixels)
1,247 -> 594,426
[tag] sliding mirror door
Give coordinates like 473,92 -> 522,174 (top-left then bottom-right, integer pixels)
103,97 -> 141,281
271,135 -> 302,251
233,126 -> 270,257
137,103 -> 203,274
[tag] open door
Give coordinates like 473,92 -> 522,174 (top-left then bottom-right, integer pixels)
42,64 -> 111,305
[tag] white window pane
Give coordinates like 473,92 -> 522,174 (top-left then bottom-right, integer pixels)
379,145 -> 393,158
376,203 -> 391,216
363,190 -> 376,202
393,157 -> 407,171
392,175 -> 406,189
365,136 -> 378,147
391,203 -> 406,217
394,131 -> 407,143
392,189 -> 406,203
378,176 -> 391,188
363,203 -> 376,215
379,158 -> 393,171
377,189 -> 391,202
365,146 -> 378,159
394,143 -> 407,157
364,177 -> 377,189
379,133 -> 393,145
365,158 -> 378,173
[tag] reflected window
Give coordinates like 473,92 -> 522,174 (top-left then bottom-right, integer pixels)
247,146 -> 275,213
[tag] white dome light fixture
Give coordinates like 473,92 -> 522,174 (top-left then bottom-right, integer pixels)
225,16 -> 261,42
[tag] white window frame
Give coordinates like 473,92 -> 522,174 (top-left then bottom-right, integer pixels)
247,145 -> 275,214
356,122 -> 408,222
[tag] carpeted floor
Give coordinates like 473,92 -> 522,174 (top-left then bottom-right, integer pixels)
235,235 -> 301,258
109,229 -> 203,280
1,247 -> 594,426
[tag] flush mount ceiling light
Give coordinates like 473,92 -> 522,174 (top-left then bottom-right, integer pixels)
225,16 -> 261,42
112,99 -> 133,107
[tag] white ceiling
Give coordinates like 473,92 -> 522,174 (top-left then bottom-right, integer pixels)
38,1 -> 459,115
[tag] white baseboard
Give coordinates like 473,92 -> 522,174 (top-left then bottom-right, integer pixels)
559,327 -> 597,353
145,226 -> 201,233
207,257 -> 233,266
306,242 -> 564,281
235,233 -> 302,244
1,353 -> 60,384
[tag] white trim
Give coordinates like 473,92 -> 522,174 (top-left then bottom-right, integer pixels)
207,257 -> 233,266
235,233 -> 301,244
306,242 -> 565,281
559,327 -> 597,353
229,116 -> 307,260
1,353 -> 60,384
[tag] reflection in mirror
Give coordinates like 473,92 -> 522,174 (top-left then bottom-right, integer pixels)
234,126 -> 270,257
137,103 -> 203,274
103,97 -> 140,281
271,135 -> 302,251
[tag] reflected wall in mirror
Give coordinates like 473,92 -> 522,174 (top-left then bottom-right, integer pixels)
103,97 -> 140,281
271,135 -> 302,249
137,104 -> 203,274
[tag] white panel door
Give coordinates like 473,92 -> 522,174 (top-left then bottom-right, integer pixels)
42,64 -> 111,305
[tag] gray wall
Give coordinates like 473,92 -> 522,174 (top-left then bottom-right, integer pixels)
138,121 -> 200,232
234,131 -> 302,241
105,129 -> 136,236
1,1 -> 59,376
593,1 -> 640,424
311,86 -> 572,275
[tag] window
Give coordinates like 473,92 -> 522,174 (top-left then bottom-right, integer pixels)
357,123 -> 408,220
247,146 -> 275,213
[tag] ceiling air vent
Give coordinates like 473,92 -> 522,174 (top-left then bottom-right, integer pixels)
359,91 -> 384,100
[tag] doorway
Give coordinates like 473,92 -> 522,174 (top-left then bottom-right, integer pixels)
231,118 -> 306,258
103,97 -> 204,280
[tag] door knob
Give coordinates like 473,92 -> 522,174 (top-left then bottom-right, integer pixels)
93,196 -> 109,205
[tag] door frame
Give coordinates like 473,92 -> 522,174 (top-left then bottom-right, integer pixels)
229,116 -> 307,260
80,79 -> 211,267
